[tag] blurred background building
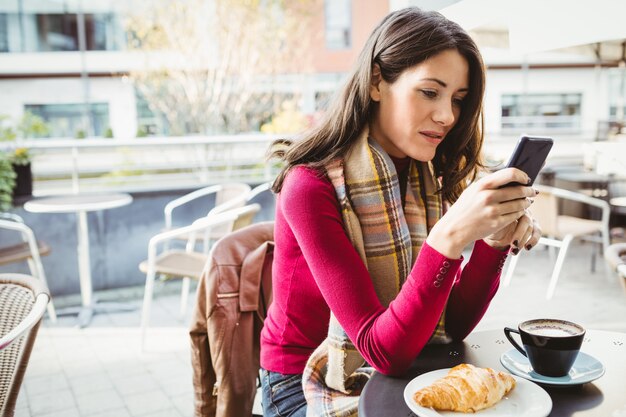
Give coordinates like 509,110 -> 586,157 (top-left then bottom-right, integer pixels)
1,0 -> 623,142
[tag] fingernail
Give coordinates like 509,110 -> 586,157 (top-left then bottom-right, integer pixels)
526,244 -> 532,251
512,248 -> 519,255
513,240 -> 519,247
526,178 -> 532,185
530,199 -> 534,204
534,189 -> 539,195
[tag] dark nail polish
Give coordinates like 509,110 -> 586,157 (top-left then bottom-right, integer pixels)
530,199 -> 534,204
513,240 -> 519,247
535,189 -> 540,195
512,248 -> 519,255
527,178 -> 532,185
526,244 -> 532,251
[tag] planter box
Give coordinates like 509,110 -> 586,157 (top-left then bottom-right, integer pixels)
12,162 -> 32,198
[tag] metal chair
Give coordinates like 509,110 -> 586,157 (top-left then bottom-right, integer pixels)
605,243 -> 626,293
503,184 -> 611,299
164,182 -> 252,229
0,273 -> 50,416
246,182 -> 272,202
0,214 -> 56,322
176,203 -> 262,314
164,182 -> 251,249
139,205 -> 261,348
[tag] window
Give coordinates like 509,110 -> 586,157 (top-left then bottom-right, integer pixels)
501,93 -> 582,132
135,92 -> 168,136
608,68 -> 626,121
324,0 -> 351,50
0,8 -> 124,53
35,13 -> 119,52
25,103 -> 110,138
0,14 -> 8,52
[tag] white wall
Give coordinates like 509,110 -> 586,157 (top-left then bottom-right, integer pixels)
0,77 -> 137,138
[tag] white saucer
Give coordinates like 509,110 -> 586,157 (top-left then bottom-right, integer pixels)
404,368 -> 552,416
500,349 -> 605,386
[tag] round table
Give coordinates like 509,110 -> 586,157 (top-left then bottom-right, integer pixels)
359,329 -> 626,417
555,172 -> 611,197
24,193 -> 133,327
611,196 -> 626,210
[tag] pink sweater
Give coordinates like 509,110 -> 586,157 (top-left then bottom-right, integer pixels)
260,165 -> 508,376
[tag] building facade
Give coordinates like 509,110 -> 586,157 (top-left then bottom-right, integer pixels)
0,0 -> 623,142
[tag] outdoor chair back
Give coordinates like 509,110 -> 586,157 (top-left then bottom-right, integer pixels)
605,243 -> 626,293
213,183 -> 252,211
163,182 -> 251,252
0,214 -> 56,322
164,182 -> 251,230
139,204 -> 261,349
0,273 -> 50,417
503,184 -> 611,299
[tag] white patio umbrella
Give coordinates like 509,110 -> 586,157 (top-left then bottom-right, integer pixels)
440,0 -> 626,57
441,0 -> 626,122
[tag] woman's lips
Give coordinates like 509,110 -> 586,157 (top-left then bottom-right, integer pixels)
420,131 -> 444,144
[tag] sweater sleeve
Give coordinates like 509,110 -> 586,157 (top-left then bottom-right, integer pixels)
445,239 -> 508,340
280,167 -> 462,375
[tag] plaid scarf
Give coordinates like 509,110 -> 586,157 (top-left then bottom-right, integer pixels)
302,129 -> 448,417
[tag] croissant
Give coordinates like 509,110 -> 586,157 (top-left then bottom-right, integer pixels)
413,364 -> 516,413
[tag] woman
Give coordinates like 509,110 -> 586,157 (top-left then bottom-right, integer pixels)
260,7 -> 540,417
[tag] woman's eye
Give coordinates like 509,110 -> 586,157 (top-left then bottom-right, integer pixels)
453,97 -> 465,107
420,89 -> 437,99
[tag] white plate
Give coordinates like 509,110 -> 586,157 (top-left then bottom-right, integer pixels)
403,368 -> 552,417
500,349 -> 605,386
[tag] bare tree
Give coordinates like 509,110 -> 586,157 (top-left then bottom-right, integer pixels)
125,0 -> 315,135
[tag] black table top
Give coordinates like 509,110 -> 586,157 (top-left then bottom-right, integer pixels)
358,329 -> 626,417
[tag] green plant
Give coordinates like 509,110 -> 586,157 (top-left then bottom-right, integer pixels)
75,129 -> 87,139
0,115 -> 16,142
136,126 -> 149,137
0,112 -> 50,166
11,147 -> 30,166
0,152 -> 16,211
0,112 -> 51,205
17,112 -> 49,138
104,127 -> 114,138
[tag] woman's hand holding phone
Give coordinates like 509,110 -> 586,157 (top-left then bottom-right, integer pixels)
427,168 -> 537,259
484,135 -> 551,251
502,135 -> 553,187
483,210 -> 542,254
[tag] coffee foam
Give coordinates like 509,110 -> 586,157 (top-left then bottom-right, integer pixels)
521,319 -> 584,337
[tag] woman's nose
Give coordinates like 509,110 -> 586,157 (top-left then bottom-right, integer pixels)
433,101 -> 455,126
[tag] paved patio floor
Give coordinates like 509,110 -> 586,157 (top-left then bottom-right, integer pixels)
12,240 -> 626,417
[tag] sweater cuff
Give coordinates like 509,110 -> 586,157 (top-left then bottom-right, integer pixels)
421,240 -> 465,264
473,239 -> 509,275
419,241 -> 464,288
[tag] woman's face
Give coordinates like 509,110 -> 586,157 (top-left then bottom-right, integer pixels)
369,49 -> 469,162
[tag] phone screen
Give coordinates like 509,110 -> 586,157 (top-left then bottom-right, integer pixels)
504,136 -> 553,186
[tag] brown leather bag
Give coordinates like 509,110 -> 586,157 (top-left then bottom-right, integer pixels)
189,222 -> 274,417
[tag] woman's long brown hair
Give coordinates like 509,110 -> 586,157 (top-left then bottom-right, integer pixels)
270,7 -> 485,203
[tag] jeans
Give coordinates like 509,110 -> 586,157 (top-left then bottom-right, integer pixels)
261,368 -> 307,417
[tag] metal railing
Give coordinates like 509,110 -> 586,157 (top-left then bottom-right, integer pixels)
2,135 -> 282,195
501,115 -> 582,132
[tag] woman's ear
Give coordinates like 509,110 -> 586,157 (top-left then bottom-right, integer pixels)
370,64 -> 382,102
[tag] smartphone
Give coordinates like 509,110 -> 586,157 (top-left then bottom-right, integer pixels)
503,135 -> 553,187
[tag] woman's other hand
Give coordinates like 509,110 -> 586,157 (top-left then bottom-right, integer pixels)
427,168 -> 537,258
483,209 -> 542,253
